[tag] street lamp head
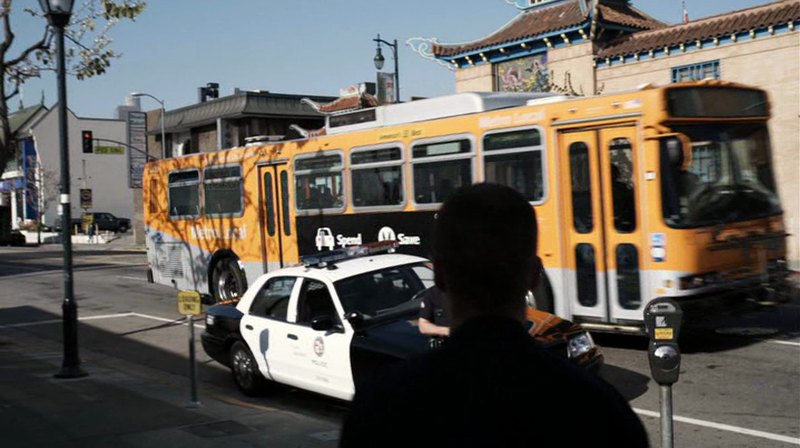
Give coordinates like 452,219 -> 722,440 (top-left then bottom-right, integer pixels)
39,0 -> 74,27
374,46 -> 385,70
130,92 -> 165,108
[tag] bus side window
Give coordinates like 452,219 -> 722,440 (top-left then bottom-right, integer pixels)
294,153 -> 345,212
569,142 -> 593,233
411,138 -> 473,204
609,138 -> 636,233
167,169 -> 200,219
204,165 -> 243,216
483,128 -> 544,202
350,146 -> 404,208
149,179 -> 159,214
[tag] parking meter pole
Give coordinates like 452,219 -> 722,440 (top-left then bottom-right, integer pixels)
660,384 -> 674,448
188,315 -> 199,406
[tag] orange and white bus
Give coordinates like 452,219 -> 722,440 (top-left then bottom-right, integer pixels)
143,80 -> 790,332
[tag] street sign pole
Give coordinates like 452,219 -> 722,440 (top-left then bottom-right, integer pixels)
178,290 -> 202,408
188,314 -> 199,407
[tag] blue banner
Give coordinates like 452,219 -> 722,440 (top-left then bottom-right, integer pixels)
21,138 -> 38,219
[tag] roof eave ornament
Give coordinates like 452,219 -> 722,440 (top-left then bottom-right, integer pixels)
588,0 -> 601,40
288,124 -> 310,139
407,37 -> 457,71
577,0 -> 588,16
301,97 -> 322,113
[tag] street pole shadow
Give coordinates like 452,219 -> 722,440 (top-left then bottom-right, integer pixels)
0,305 -> 349,423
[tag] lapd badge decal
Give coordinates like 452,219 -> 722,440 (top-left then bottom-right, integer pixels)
313,336 -> 325,357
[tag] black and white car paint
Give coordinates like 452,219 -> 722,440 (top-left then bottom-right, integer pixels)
202,251 -> 602,400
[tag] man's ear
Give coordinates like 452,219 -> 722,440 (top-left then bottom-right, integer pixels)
433,261 -> 447,293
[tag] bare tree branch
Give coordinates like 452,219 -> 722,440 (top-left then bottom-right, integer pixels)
4,84 -> 18,101
5,28 -> 49,67
1,0 -> 13,55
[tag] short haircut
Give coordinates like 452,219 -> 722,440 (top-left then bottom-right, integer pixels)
432,183 -> 537,312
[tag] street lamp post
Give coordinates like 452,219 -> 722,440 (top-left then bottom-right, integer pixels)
373,34 -> 400,103
131,92 -> 167,159
39,0 -> 86,379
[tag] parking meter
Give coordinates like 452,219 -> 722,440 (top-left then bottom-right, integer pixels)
644,298 -> 683,385
644,297 -> 683,448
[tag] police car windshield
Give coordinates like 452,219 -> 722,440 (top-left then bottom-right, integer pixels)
334,262 -> 434,317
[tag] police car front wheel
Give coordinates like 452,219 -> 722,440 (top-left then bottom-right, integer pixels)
230,341 -> 267,396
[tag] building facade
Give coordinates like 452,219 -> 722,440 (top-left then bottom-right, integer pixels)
421,0 -> 800,266
23,106 -> 134,229
144,88 -> 336,157
0,104 -> 49,229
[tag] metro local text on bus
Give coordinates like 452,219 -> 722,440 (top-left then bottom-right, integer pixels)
478,110 -> 544,128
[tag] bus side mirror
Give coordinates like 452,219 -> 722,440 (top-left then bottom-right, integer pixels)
662,135 -> 691,171
665,137 -> 684,168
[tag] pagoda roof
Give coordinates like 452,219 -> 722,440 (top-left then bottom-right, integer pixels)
598,0 -> 800,59
432,0 -> 663,58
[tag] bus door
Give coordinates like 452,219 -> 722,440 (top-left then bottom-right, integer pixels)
560,126 -> 643,324
258,163 -> 295,273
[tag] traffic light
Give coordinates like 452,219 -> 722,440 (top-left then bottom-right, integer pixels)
82,130 -> 93,153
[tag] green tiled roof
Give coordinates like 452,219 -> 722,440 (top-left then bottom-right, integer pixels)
9,104 -> 47,135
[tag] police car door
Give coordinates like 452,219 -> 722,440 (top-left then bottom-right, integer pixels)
239,276 -> 302,384
284,277 -> 355,400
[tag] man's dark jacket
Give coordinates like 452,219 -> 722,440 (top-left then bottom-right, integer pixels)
340,316 -> 649,447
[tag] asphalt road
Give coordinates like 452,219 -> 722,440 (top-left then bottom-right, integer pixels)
1,244 -> 798,447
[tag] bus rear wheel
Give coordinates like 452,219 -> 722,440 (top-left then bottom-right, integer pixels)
211,258 -> 246,303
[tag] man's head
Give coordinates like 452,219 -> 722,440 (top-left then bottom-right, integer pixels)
431,183 -> 538,325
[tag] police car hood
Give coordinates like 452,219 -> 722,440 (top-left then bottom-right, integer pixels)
350,317 -> 429,360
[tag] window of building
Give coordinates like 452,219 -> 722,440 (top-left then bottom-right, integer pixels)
483,128 -> 545,202
167,169 -> 200,218
294,152 -> 345,211
350,146 -> 404,208
204,165 -> 243,216
412,138 -> 473,205
671,60 -> 720,83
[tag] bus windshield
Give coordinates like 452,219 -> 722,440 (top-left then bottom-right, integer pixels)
661,123 -> 781,228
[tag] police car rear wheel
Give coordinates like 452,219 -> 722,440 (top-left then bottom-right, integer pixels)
230,341 -> 266,396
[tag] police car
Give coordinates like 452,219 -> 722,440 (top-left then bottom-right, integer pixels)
201,242 -> 602,400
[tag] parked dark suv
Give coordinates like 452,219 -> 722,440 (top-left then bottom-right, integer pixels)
56,212 -> 131,233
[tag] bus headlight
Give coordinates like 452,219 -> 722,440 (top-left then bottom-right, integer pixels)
567,331 -> 595,359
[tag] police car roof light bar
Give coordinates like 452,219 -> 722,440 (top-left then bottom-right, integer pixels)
301,241 -> 399,269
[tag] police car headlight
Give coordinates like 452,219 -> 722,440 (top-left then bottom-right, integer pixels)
205,314 -> 215,327
567,331 -> 595,359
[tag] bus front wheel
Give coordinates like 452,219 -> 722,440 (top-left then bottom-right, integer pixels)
211,258 -> 247,303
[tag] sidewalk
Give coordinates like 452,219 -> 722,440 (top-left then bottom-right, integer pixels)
0,327 -> 340,447
21,230 -> 146,252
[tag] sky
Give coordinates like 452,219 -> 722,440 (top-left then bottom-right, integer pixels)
12,0 -> 774,118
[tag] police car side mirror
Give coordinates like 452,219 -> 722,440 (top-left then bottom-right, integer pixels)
345,311 -> 365,331
311,315 -> 336,332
